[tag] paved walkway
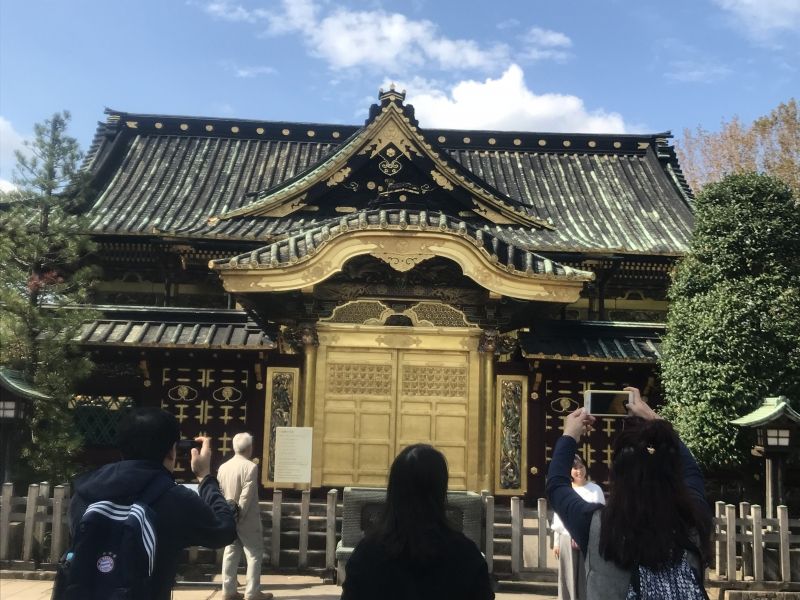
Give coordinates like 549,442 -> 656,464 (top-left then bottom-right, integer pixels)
0,574 -> 557,599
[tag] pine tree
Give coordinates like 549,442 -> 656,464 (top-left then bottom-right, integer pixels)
660,173 -> 800,468
0,111 -> 98,483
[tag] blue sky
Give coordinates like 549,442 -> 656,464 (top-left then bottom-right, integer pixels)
1,0 -> 798,190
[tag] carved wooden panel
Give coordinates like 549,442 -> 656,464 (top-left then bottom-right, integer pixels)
495,375 -> 528,495
262,367 -> 300,486
327,363 -> 393,396
401,365 -> 468,398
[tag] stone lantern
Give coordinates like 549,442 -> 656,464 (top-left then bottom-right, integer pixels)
0,368 -> 46,483
731,396 -> 799,518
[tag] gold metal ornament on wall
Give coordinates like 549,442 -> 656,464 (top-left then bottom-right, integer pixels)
430,169 -> 454,191
495,375 -> 528,494
168,385 -> 198,402
212,385 -> 242,403
263,367 -> 300,486
326,167 -> 352,187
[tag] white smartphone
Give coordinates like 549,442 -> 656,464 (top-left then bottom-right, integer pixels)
583,390 -> 633,417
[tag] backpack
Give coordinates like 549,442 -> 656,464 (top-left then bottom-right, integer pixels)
53,475 -> 174,600
626,549 -> 710,600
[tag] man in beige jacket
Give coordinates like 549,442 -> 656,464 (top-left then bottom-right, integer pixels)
218,433 -> 271,600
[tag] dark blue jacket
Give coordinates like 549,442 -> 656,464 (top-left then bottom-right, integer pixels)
70,460 -> 236,600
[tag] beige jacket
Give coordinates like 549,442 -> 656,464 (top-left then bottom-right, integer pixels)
217,454 -> 262,531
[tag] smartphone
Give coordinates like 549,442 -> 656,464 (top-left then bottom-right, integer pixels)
583,390 -> 632,417
176,439 -> 202,452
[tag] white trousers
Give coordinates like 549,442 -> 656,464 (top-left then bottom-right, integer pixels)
222,531 -> 264,598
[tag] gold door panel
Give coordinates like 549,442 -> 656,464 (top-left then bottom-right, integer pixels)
320,349 -> 396,486
313,325 -> 481,490
396,352 -> 469,489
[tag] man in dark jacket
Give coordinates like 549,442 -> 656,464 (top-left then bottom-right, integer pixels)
69,408 -> 237,600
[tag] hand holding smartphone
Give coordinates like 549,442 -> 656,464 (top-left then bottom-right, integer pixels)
176,439 -> 202,452
583,389 -> 633,417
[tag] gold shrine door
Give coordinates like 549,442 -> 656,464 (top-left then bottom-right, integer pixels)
312,323 -> 481,490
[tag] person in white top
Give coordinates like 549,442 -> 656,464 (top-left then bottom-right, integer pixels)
217,433 -> 272,600
551,454 -> 605,600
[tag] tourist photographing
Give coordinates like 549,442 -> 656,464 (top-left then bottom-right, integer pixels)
551,453 -> 604,600
61,408 -> 237,600
341,443 -> 494,600
547,388 -> 712,600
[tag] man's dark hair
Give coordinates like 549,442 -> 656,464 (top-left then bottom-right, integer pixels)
116,408 -> 180,462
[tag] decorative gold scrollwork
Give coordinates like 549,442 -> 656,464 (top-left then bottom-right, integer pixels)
212,385 -> 242,403
499,380 -> 523,489
326,167 -> 352,187
168,384 -> 198,402
378,157 -> 403,176
430,169 -> 454,191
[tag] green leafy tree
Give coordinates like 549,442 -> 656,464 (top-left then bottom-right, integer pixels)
0,111 -> 97,482
660,173 -> 800,468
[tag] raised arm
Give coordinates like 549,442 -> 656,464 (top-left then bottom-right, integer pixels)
181,436 -> 237,548
546,432 -> 601,552
546,408 -> 604,552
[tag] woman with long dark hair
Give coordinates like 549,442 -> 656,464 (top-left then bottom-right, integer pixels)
546,388 -> 712,600
341,444 -> 494,600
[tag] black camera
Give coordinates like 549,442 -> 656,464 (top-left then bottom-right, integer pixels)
176,439 -> 202,452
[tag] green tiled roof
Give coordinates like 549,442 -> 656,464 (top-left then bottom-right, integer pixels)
82,105 -> 694,256
730,396 -> 800,427
0,367 -> 50,401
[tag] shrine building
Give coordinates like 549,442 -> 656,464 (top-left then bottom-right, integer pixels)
74,88 -> 693,498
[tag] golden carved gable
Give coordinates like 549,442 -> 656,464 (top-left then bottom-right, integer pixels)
213,96 -> 553,229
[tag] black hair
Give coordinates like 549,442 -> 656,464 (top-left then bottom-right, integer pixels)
599,417 -> 711,569
374,444 -> 453,561
116,407 -> 180,463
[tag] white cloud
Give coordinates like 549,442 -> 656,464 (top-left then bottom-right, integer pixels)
219,60 -> 277,78
202,1 -> 270,23
713,0 -> 800,38
397,64 -> 628,133
0,179 -> 16,193
665,59 -> 733,83
528,27 -> 572,48
206,0 -> 510,72
496,18 -> 520,30
520,26 -> 573,62
265,0 -> 318,34
0,116 -> 27,183
234,65 -> 277,78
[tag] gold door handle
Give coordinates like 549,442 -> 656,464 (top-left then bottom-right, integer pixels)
529,466 -> 538,475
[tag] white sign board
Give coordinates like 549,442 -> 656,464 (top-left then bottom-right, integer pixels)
273,427 -> 313,484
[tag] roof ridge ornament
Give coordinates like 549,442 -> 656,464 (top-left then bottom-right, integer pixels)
378,84 -> 406,105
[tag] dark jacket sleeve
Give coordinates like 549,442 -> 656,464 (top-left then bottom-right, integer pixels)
545,436 -> 602,553
679,440 -> 712,533
177,475 -> 237,548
